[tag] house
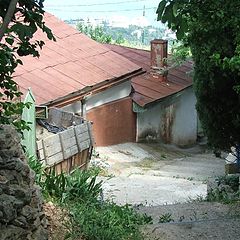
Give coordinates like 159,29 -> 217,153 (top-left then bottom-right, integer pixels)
14,13 -> 145,146
106,40 -> 198,146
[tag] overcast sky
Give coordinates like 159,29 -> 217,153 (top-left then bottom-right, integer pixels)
44,0 -> 161,26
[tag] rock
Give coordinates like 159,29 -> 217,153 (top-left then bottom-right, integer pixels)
0,125 -> 48,239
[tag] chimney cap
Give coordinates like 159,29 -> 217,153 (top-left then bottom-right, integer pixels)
150,39 -> 168,44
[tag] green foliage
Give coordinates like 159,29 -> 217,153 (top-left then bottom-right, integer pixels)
157,0 -> 240,151
207,176 -> 240,204
67,201 -> 152,240
28,159 -> 150,239
43,169 -> 68,200
63,169 -> 103,202
27,154 -> 44,185
77,23 -> 112,43
0,0 -> 54,133
158,213 -> 174,223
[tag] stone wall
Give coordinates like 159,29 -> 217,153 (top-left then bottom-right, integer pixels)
0,125 -> 48,240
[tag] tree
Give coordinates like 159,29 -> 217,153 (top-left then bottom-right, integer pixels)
0,0 -> 54,132
157,1 -> 240,157
77,23 -> 112,44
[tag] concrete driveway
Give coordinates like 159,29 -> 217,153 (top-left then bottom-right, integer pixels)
92,143 -> 225,206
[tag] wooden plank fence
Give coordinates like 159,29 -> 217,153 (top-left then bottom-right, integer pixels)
37,121 -> 94,174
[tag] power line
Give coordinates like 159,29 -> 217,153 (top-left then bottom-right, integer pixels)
46,7 -> 156,13
45,0 -> 148,7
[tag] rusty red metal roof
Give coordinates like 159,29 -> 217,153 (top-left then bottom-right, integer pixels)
14,13 -> 142,105
105,44 -> 193,107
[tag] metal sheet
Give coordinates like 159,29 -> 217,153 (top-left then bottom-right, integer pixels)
14,13 -> 142,105
105,44 -> 193,107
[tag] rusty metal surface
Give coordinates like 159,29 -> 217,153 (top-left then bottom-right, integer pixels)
14,13 -> 142,105
105,44 -> 193,107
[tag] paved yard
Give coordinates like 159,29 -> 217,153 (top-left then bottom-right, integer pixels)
92,143 -> 240,240
92,143 -> 225,206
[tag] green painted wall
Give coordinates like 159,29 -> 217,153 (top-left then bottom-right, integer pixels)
21,89 -> 36,157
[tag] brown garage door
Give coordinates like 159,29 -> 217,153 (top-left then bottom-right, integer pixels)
87,97 -> 136,146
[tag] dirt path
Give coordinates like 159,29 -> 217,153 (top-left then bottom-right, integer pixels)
138,202 -> 240,240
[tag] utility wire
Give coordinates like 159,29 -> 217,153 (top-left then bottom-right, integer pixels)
45,0 -> 148,7
46,7 -> 156,13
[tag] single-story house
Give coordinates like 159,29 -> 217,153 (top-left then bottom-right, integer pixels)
106,40 -> 199,146
14,13 -> 145,146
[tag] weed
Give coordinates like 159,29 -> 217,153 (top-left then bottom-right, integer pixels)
161,153 -> 166,159
135,158 -> 156,169
91,148 -> 100,158
187,194 -> 206,203
207,175 -> 240,204
158,213 -> 174,223
27,154 -> 44,185
66,201 -> 152,240
64,169 -> 103,202
43,169 -> 68,201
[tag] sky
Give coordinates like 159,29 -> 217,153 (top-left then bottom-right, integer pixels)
43,0 -> 162,27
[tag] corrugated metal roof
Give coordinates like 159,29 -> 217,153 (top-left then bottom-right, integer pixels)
14,13 -> 142,105
105,44 -> 193,107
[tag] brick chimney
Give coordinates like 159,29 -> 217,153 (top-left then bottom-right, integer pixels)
150,39 -> 168,81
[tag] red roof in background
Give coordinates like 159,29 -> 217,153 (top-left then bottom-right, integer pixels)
14,13 -> 142,105
105,44 -> 193,107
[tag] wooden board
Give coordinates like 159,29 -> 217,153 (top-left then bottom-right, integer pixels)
47,151 -> 64,166
87,122 -> 95,146
43,134 -> 62,157
36,121 -> 93,167
79,139 -> 90,151
60,127 -> 78,159
75,122 -> 88,134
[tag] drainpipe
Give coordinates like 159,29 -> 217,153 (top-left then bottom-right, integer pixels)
80,99 -> 86,118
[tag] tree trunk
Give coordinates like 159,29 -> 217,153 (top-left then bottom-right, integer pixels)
0,0 -> 19,42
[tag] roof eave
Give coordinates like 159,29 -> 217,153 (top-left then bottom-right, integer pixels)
133,84 -> 193,109
43,68 -> 145,108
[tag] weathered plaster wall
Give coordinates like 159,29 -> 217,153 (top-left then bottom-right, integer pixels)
137,87 -> 197,146
171,87 -> 197,145
0,125 -> 48,240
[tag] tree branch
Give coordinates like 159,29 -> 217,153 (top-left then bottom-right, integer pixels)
0,0 -> 19,42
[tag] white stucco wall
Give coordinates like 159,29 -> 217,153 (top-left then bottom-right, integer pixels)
61,80 -> 131,114
136,87 -> 197,146
86,80 -> 131,111
62,100 -> 82,114
171,87 -> 197,145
